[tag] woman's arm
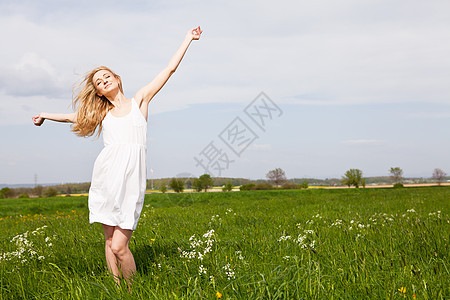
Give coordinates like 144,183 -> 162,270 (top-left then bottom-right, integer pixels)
134,26 -> 202,115
32,112 -> 77,126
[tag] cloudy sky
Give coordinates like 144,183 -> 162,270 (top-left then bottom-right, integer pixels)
1,0 -> 449,185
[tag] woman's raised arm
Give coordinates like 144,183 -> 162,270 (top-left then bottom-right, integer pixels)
134,26 -> 202,117
32,112 -> 77,126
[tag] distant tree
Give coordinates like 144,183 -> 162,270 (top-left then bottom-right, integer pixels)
185,179 -> 192,189
266,168 -> 287,186
300,181 -> 309,189
240,183 -> 256,191
169,178 -> 184,193
160,182 -> 167,193
341,169 -> 364,188
432,168 -> 447,186
33,185 -> 44,197
222,182 -> 233,192
389,167 -> 404,184
0,187 -> 15,198
44,187 -> 58,197
192,178 -> 203,192
199,174 -> 214,192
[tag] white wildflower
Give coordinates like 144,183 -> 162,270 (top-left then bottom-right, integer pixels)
199,265 -> 207,275
223,263 -> 235,280
277,235 -> 291,242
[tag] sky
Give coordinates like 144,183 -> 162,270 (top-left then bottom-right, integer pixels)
0,0 -> 449,185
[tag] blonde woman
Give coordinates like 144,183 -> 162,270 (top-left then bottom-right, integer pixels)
32,26 -> 202,282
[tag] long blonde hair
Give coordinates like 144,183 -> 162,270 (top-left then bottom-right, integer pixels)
71,66 -> 123,138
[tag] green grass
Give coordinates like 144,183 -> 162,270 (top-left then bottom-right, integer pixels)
0,187 -> 449,299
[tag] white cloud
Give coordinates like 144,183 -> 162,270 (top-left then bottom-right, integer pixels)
0,53 -> 70,97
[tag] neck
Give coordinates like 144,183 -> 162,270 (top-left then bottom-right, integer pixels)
106,92 -> 127,108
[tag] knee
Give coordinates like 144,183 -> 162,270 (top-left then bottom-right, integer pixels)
110,242 -> 129,258
105,238 -> 113,250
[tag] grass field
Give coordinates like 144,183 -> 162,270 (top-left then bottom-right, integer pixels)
0,187 -> 448,299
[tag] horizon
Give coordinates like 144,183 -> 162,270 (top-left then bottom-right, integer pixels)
2,173 -> 446,189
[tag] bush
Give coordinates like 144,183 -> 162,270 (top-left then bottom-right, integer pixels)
240,183 -> 256,191
393,183 -> 404,188
18,192 -> 30,198
44,188 -> 58,197
280,183 -> 301,190
192,178 -> 203,192
160,183 -> 167,193
254,183 -> 274,190
169,178 -> 184,193
222,182 -> 233,192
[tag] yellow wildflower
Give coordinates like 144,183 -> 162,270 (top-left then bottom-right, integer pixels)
398,286 -> 406,294
216,291 -> 222,299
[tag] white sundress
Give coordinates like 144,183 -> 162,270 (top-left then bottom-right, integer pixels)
88,98 -> 147,230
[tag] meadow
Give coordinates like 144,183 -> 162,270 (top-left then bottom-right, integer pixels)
0,187 -> 448,299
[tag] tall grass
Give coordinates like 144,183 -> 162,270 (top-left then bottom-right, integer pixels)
0,187 -> 448,299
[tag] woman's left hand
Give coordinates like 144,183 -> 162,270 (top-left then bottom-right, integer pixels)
188,26 -> 202,40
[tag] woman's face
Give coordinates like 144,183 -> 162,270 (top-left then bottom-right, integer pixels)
92,70 -> 119,96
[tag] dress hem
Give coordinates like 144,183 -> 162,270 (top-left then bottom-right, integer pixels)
89,219 -> 136,231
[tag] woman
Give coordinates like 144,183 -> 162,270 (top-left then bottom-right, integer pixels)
32,26 -> 202,282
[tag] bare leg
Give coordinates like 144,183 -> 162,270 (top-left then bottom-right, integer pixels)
103,225 -> 120,280
103,225 -> 136,283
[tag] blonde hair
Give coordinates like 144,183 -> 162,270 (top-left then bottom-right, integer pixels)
71,66 -> 123,138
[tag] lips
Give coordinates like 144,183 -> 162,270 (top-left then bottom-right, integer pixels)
105,83 -> 112,89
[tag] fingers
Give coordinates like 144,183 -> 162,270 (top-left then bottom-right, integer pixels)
32,115 -> 42,126
191,26 -> 203,37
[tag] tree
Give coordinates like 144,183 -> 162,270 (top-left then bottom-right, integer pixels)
198,174 -> 213,192
300,180 -> 309,189
44,187 -> 58,197
240,183 -> 256,191
389,167 -> 404,184
341,169 -> 364,188
33,185 -> 44,197
432,168 -> 447,186
266,168 -> 287,186
160,182 -> 167,193
192,178 -> 203,192
222,182 -> 233,192
169,178 -> 184,193
0,187 -> 14,199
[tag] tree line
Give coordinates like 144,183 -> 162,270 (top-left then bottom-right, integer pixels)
1,167 -> 448,199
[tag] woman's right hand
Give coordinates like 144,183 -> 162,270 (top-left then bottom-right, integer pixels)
32,114 -> 45,126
